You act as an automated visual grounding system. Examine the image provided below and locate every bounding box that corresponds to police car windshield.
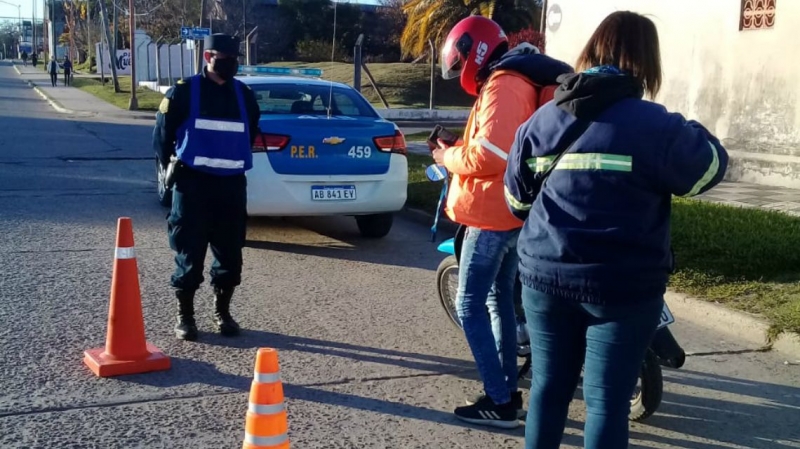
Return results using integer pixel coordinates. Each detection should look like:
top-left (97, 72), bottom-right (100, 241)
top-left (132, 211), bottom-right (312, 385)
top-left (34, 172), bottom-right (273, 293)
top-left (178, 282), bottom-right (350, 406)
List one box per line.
top-left (250, 83), bottom-right (378, 118)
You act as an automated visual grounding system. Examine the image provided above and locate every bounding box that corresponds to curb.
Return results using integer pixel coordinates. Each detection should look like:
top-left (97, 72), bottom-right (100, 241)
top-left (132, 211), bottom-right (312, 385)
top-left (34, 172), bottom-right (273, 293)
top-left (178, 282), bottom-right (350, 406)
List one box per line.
top-left (107, 112), bottom-right (157, 121)
top-left (26, 80), bottom-right (75, 114)
top-left (665, 291), bottom-right (800, 360)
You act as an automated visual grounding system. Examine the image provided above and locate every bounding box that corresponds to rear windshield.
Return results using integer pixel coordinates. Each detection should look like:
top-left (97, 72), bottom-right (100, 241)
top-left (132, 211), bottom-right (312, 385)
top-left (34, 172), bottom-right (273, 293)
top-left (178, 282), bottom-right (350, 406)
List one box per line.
top-left (249, 83), bottom-right (378, 118)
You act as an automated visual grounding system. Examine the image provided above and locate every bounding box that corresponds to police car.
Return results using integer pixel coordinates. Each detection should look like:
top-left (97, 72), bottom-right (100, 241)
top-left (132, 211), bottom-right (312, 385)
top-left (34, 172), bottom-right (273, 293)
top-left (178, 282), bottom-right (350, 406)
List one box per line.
top-left (157, 66), bottom-right (409, 239)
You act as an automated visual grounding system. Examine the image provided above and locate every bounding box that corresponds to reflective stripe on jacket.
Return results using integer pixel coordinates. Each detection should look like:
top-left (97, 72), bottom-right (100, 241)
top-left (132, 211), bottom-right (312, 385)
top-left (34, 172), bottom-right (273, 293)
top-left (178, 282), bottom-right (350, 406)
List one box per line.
top-left (443, 69), bottom-right (555, 231)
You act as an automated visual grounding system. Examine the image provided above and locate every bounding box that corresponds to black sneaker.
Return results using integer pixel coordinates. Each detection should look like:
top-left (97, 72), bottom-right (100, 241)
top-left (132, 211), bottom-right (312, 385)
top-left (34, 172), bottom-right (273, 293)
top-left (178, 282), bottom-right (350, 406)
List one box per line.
top-left (454, 395), bottom-right (520, 429)
top-left (466, 390), bottom-right (526, 419)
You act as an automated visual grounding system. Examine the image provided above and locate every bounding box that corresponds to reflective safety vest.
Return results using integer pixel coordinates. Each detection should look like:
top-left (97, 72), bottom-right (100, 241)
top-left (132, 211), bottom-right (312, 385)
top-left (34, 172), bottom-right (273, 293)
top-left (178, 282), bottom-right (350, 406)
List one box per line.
top-left (175, 76), bottom-right (253, 176)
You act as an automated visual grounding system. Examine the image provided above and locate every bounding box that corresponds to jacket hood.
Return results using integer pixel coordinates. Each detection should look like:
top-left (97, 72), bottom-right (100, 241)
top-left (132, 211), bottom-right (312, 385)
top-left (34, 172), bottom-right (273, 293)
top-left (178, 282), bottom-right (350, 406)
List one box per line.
top-left (554, 72), bottom-right (644, 120)
top-left (486, 46), bottom-right (575, 87)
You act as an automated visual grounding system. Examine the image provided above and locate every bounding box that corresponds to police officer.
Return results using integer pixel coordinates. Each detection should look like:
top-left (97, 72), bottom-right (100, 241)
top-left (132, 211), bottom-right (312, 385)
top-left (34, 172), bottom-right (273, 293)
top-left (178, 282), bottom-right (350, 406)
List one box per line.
top-left (153, 34), bottom-right (261, 341)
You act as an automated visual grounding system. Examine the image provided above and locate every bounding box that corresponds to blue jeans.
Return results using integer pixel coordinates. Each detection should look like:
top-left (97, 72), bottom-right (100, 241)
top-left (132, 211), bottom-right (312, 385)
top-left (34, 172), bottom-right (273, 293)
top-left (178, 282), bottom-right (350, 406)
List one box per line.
top-left (455, 227), bottom-right (520, 405)
top-left (522, 286), bottom-right (663, 449)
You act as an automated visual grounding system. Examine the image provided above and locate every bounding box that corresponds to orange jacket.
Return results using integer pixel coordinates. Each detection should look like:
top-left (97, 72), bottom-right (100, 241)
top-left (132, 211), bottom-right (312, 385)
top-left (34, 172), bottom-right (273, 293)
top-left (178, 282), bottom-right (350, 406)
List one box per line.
top-left (443, 70), bottom-right (555, 231)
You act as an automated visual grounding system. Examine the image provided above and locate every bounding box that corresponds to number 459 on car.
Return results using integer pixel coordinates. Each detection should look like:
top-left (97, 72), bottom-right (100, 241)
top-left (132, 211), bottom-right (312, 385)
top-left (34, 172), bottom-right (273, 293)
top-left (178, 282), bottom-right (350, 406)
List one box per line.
top-left (348, 146), bottom-right (372, 158)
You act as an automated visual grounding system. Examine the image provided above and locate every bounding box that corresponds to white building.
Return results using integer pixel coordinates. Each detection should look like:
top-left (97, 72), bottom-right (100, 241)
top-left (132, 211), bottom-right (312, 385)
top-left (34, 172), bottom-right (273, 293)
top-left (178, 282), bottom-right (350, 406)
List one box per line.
top-left (544, 0), bottom-right (799, 188)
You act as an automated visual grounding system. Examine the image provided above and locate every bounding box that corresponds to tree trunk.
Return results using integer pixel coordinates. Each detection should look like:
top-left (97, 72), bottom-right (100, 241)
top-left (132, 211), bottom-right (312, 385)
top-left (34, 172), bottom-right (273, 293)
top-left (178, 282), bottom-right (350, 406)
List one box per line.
top-left (97, 0), bottom-right (120, 92)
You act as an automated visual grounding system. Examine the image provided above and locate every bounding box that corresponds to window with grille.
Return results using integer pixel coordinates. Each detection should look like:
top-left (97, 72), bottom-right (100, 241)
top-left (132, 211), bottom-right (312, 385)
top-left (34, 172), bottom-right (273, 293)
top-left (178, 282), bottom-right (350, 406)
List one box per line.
top-left (740, 0), bottom-right (776, 31)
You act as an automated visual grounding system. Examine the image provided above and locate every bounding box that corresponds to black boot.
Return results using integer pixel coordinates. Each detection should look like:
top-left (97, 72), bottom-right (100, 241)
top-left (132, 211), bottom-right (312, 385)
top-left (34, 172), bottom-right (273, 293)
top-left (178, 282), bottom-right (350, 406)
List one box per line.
top-left (214, 287), bottom-right (240, 336)
top-left (174, 289), bottom-right (198, 341)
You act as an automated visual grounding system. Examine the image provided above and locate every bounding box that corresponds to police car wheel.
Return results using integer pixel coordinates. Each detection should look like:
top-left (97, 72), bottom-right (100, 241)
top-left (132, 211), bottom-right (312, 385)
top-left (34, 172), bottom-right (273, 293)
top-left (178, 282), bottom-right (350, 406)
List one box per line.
top-left (355, 213), bottom-right (393, 239)
top-left (156, 158), bottom-right (172, 208)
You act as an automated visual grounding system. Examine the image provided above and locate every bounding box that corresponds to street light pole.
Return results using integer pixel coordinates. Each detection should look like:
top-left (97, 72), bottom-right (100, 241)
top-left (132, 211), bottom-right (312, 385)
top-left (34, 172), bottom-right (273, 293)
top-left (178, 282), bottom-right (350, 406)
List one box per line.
top-left (31, 0), bottom-right (35, 57)
top-left (127, 0), bottom-right (137, 110)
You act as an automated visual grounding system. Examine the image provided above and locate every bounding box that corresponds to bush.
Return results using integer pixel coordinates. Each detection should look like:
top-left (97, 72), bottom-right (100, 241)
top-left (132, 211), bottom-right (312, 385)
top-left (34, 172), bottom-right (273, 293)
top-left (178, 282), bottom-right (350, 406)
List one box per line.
top-left (508, 28), bottom-right (546, 54)
top-left (295, 39), bottom-right (349, 63)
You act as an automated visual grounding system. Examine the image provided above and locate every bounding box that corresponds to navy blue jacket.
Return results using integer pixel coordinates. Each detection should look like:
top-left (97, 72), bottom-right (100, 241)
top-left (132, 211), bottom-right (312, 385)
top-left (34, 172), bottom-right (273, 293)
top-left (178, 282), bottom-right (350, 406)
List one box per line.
top-left (503, 71), bottom-right (729, 305)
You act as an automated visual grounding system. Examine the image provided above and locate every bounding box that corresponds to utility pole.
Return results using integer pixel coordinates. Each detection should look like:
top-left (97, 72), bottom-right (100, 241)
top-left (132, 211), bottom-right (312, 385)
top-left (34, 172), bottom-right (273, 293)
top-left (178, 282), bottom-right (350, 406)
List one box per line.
top-left (197, 0), bottom-right (204, 74)
top-left (245, 26), bottom-right (257, 65)
top-left (97, 0), bottom-right (119, 91)
top-left (112, 0), bottom-right (116, 54)
top-left (87, 0), bottom-right (91, 64)
top-left (127, 0), bottom-right (136, 110)
top-left (31, 0), bottom-right (35, 57)
top-left (48, 0), bottom-right (54, 59)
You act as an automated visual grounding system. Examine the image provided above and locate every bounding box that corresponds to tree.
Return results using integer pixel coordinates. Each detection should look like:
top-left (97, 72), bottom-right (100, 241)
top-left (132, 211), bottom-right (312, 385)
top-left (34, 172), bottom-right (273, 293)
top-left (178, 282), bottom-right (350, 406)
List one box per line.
top-left (134, 0), bottom-right (207, 41)
top-left (62, 0), bottom-right (88, 60)
top-left (277, 0), bottom-right (362, 61)
top-left (400, 0), bottom-right (541, 59)
top-left (0, 20), bottom-right (19, 57)
top-left (367, 0), bottom-right (407, 61)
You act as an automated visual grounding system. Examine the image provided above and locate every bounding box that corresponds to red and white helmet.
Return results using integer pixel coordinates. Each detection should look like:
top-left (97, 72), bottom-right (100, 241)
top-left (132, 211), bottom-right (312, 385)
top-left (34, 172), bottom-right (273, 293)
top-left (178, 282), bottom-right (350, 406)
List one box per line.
top-left (440, 15), bottom-right (508, 96)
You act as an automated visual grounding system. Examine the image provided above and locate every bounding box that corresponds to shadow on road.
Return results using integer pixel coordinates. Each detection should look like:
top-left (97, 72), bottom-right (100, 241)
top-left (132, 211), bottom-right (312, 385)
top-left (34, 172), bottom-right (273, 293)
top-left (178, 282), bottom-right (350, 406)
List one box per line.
top-left (245, 216), bottom-right (446, 272)
top-left (202, 329), bottom-right (477, 376)
top-left (629, 368), bottom-right (800, 449)
top-left (116, 355), bottom-right (535, 439)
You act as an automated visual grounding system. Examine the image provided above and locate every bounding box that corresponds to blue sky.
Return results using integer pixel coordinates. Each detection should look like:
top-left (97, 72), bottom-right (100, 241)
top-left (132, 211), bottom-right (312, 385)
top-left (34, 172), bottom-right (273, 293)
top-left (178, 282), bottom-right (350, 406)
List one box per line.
top-left (0, 0), bottom-right (382, 22)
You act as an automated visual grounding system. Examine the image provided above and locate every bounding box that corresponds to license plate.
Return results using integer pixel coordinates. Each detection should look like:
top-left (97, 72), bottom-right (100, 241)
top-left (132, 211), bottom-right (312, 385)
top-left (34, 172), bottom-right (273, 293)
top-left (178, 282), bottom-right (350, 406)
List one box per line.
top-left (658, 303), bottom-right (675, 329)
top-left (311, 185), bottom-right (356, 201)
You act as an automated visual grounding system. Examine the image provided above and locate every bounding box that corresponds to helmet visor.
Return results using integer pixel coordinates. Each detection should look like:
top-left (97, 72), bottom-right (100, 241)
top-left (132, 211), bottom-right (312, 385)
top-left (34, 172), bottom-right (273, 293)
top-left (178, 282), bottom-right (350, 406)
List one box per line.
top-left (440, 44), bottom-right (463, 80)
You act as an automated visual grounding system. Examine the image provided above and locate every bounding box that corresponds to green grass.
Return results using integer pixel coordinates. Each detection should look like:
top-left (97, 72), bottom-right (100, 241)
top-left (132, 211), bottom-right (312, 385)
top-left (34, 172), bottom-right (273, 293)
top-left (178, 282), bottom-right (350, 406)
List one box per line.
top-left (669, 199), bottom-right (800, 339)
top-left (73, 61), bottom-right (472, 111)
top-left (263, 62), bottom-right (473, 109)
top-left (406, 155), bottom-right (800, 338)
top-left (407, 154), bottom-right (443, 213)
top-left (71, 76), bottom-right (164, 111)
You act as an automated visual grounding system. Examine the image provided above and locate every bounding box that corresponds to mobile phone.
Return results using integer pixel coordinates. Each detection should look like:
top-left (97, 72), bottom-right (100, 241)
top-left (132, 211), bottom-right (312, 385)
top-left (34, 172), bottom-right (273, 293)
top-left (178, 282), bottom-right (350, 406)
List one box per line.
top-left (428, 125), bottom-right (459, 149)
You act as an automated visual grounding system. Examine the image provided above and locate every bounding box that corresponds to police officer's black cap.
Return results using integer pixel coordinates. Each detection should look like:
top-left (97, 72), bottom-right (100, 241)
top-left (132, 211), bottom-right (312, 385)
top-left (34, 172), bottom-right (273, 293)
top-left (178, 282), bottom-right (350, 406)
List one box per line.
top-left (204, 33), bottom-right (243, 56)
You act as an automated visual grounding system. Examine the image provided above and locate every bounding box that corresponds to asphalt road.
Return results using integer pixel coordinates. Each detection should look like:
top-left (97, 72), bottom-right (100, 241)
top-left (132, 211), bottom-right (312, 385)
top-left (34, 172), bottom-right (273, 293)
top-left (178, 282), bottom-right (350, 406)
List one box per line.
top-left (0, 60), bottom-right (798, 449)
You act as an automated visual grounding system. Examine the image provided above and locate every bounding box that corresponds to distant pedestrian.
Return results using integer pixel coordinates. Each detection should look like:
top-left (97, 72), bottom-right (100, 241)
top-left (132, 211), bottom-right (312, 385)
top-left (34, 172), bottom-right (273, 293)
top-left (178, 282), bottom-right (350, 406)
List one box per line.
top-left (47, 56), bottom-right (58, 87)
top-left (153, 34), bottom-right (261, 341)
top-left (21, 51), bottom-right (27, 66)
top-left (31, 52), bottom-right (37, 67)
top-left (62, 57), bottom-right (72, 86)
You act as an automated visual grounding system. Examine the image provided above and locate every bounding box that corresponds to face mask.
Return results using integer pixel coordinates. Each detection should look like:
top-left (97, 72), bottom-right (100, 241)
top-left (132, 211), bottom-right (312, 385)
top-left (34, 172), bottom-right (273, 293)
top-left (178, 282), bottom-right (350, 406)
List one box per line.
top-left (212, 57), bottom-right (239, 80)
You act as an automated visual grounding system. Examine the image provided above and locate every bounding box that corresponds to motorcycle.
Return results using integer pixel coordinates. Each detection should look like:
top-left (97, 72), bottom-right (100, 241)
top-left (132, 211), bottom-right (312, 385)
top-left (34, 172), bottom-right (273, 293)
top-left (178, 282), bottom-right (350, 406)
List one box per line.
top-left (425, 164), bottom-right (686, 422)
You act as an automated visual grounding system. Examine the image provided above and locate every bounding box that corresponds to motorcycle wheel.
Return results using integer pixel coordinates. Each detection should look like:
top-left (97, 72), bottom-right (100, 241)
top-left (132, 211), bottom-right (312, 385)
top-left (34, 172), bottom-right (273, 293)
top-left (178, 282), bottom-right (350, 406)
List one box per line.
top-left (629, 349), bottom-right (663, 421)
top-left (436, 255), bottom-right (462, 330)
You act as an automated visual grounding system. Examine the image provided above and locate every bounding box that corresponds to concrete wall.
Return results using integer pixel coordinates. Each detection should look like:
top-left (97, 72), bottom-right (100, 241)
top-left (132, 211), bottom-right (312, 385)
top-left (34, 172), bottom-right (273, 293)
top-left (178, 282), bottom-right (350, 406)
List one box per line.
top-left (96, 30), bottom-right (193, 83)
top-left (544, 0), bottom-right (800, 187)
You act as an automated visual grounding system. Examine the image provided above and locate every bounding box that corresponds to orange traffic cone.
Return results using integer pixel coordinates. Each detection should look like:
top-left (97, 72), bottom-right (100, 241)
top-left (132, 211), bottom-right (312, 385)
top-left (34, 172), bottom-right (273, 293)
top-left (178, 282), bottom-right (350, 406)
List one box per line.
top-left (243, 348), bottom-right (290, 449)
top-left (83, 217), bottom-right (170, 377)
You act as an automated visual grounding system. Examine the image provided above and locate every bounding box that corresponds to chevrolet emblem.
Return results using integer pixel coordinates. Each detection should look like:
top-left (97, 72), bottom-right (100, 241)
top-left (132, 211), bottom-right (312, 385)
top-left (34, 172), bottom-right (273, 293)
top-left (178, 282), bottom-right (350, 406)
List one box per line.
top-left (323, 136), bottom-right (346, 145)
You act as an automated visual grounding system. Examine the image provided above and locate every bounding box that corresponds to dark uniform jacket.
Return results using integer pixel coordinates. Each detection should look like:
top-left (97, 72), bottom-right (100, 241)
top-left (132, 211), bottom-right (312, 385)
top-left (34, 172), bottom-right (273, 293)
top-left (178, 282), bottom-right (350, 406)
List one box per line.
top-left (153, 67), bottom-right (261, 168)
top-left (504, 71), bottom-right (729, 306)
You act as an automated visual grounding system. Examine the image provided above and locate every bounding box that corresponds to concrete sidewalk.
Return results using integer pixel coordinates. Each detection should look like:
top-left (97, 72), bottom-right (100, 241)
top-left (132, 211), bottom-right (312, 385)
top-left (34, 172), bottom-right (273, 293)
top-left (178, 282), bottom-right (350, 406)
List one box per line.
top-left (12, 62), bottom-right (156, 121)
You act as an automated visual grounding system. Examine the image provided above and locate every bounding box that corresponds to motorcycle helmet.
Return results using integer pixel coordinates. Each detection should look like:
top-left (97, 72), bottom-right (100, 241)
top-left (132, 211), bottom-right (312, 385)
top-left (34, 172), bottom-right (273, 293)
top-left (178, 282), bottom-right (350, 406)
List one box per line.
top-left (440, 15), bottom-right (508, 96)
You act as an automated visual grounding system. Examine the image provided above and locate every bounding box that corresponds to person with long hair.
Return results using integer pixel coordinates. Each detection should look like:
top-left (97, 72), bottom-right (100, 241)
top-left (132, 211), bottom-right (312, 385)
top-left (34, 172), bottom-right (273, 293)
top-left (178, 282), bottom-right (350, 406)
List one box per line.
top-left (504, 11), bottom-right (729, 448)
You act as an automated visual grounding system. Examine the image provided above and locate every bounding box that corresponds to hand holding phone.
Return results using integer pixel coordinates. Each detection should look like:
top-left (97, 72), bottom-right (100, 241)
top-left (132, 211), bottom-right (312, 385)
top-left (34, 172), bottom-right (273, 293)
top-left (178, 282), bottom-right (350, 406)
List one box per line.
top-left (428, 125), bottom-right (459, 150)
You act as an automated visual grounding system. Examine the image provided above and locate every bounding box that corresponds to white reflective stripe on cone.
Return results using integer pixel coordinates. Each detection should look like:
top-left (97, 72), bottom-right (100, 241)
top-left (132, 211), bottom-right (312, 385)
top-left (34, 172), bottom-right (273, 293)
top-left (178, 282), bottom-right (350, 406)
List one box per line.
top-left (243, 432), bottom-right (289, 447)
top-left (115, 247), bottom-right (135, 259)
top-left (194, 118), bottom-right (245, 132)
top-left (193, 156), bottom-right (246, 169)
top-left (254, 371), bottom-right (281, 383)
top-left (248, 402), bottom-right (285, 415)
